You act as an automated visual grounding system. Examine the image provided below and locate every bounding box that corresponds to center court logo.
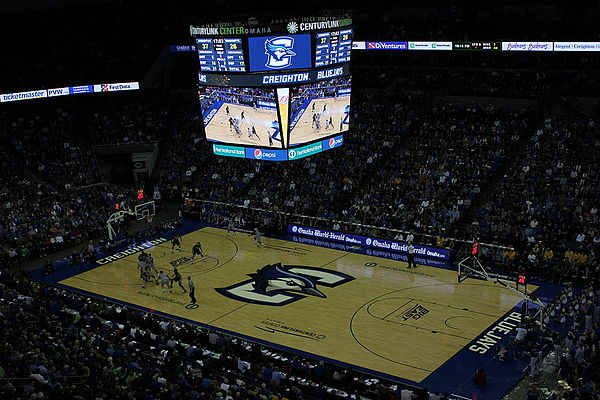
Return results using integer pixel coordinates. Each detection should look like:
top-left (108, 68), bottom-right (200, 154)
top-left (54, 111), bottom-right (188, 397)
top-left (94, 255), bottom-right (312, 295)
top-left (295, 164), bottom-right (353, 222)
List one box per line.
top-left (216, 263), bottom-right (354, 306)
top-left (265, 37), bottom-right (296, 69)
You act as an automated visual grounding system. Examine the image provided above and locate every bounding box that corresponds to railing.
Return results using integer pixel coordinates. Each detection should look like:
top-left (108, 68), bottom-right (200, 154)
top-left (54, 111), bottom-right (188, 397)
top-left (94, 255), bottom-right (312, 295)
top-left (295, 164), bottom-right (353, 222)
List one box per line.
top-left (183, 197), bottom-right (514, 253)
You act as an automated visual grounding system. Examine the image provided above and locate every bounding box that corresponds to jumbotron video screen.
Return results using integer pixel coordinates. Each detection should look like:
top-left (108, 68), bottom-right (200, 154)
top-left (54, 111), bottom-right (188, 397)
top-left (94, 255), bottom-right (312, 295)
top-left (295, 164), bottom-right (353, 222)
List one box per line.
top-left (191, 16), bottom-right (353, 161)
top-left (289, 76), bottom-right (351, 146)
top-left (200, 86), bottom-right (283, 148)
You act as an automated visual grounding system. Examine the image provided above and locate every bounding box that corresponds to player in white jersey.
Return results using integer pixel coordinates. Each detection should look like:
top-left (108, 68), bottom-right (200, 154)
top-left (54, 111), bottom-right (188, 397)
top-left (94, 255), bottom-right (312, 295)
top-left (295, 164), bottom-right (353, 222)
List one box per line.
top-left (253, 227), bottom-right (265, 248)
top-left (227, 216), bottom-right (235, 236)
top-left (158, 271), bottom-right (171, 294)
top-left (146, 254), bottom-right (158, 278)
top-left (137, 259), bottom-right (147, 278)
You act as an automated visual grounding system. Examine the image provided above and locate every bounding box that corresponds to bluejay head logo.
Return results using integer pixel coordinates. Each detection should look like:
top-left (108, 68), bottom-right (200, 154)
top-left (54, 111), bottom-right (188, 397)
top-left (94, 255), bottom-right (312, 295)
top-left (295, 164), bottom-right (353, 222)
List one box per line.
top-left (264, 37), bottom-right (296, 69)
top-left (216, 263), bottom-right (354, 306)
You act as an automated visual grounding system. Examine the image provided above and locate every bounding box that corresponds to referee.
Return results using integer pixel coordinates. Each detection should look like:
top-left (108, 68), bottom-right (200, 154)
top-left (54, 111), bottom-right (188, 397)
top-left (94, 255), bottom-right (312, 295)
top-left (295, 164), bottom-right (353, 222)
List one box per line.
top-left (407, 242), bottom-right (417, 268)
top-left (187, 276), bottom-right (197, 304)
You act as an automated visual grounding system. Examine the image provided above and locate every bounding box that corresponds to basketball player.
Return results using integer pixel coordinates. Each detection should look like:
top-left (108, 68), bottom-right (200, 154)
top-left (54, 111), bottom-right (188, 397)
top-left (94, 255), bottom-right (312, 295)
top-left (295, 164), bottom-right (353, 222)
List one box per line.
top-left (251, 126), bottom-right (260, 140)
top-left (187, 276), bottom-right (197, 304)
top-left (170, 267), bottom-right (186, 293)
top-left (323, 103), bottom-right (327, 112)
top-left (171, 233), bottom-right (182, 253)
top-left (191, 241), bottom-right (205, 262)
top-left (240, 110), bottom-right (245, 121)
top-left (146, 254), bottom-right (159, 278)
top-left (137, 258), bottom-right (147, 278)
top-left (227, 216), bottom-right (235, 236)
top-left (253, 227), bottom-right (265, 248)
top-left (312, 102), bottom-right (316, 113)
top-left (228, 116), bottom-right (235, 132)
top-left (325, 116), bottom-right (333, 130)
top-left (158, 270), bottom-right (171, 294)
top-left (226, 105), bottom-right (230, 116)
top-left (138, 250), bottom-right (149, 264)
top-left (141, 267), bottom-right (153, 289)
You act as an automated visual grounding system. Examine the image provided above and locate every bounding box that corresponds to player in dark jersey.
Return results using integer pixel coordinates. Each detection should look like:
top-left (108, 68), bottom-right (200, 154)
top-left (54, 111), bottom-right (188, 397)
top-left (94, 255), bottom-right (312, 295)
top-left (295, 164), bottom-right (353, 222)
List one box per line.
top-left (170, 267), bottom-right (186, 293)
top-left (138, 250), bottom-right (149, 263)
top-left (326, 116), bottom-right (333, 130)
top-left (140, 267), bottom-right (153, 288)
top-left (240, 110), bottom-right (245, 121)
top-left (171, 233), bottom-right (182, 253)
top-left (226, 105), bottom-right (230, 116)
top-left (229, 117), bottom-right (235, 132)
top-left (191, 241), bottom-right (205, 261)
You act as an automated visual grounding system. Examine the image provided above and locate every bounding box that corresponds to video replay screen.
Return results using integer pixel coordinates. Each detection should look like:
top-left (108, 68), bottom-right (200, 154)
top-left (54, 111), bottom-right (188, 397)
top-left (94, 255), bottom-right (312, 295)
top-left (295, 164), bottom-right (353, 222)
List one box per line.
top-left (288, 76), bottom-right (351, 146)
top-left (199, 86), bottom-right (283, 148)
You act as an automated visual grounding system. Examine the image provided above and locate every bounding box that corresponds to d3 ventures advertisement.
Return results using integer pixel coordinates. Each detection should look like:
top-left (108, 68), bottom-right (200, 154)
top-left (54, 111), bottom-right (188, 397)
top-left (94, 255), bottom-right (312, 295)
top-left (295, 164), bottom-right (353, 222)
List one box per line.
top-left (248, 34), bottom-right (312, 72)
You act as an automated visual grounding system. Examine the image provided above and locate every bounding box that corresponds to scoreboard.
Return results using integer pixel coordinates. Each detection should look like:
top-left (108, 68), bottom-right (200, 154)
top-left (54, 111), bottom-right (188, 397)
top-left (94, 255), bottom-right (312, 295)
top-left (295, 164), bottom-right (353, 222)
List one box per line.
top-left (315, 29), bottom-right (353, 67)
top-left (452, 42), bottom-right (501, 51)
top-left (196, 38), bottom-right (246, 72)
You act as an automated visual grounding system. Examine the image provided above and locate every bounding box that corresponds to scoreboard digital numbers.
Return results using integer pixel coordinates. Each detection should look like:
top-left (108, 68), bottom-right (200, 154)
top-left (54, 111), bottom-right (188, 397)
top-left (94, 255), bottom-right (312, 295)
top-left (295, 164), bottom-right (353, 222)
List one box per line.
top-left (452, 41), bottom-right (501, 51)
top-left (315, 29), bottom-right (353, 67)
top-left (196, 38), bottom-right (246, 72)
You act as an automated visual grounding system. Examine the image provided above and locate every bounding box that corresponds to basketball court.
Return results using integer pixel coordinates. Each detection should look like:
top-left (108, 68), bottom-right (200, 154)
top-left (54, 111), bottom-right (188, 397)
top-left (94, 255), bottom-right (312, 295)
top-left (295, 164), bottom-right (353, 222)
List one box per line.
top-left (33, 220), bottom-right (561, 399)
top-left (205, 103), bottom-right (282, 147)
top-left (289, 97), bottom-right (349, 146)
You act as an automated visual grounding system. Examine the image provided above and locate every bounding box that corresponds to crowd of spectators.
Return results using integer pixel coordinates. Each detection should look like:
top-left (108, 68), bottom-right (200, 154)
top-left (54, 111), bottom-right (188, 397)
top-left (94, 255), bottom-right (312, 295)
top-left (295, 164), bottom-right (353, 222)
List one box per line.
top-left (0, 101), bottom-right (102, 187)
top-left (509, 281), bottom-right (600, 399)
top-left (469, 117), bottom-right (600, 277)
top-left (0, 183), bottom-right (136, 267)
top-left (0, 271), bottom-right (445, 400)
top-left (84, 93), bottom-right (167, 145)
top-left (0, 1), bottom-right (176, 94)
top-left (169, 90), bottom-right (529, 240)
